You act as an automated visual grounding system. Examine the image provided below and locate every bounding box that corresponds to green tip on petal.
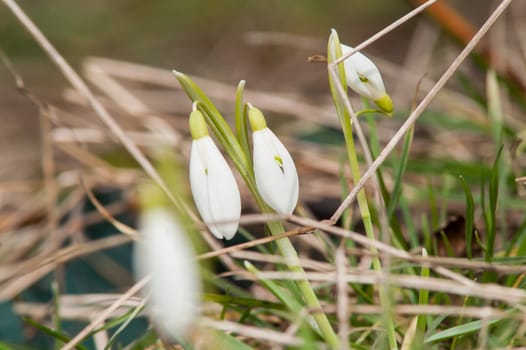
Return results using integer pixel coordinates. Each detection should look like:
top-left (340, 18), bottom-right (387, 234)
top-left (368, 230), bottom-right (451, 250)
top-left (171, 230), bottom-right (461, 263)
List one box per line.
top-left (248, 106), bottom-right (267, 131)
top-left (189, 110), bottom-right (209, 139)
top-left (374, 93), bottom-right (394, 114)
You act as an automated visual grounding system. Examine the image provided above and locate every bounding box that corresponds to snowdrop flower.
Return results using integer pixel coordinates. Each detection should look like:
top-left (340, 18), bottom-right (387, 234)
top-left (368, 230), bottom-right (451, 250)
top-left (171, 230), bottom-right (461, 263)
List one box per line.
top-left (134, 207), bottom-right (201, 340)
top-left (340, 43), bottom-right (393, 113)
top-left (249, 106), bottom-right (299, 215)
top-left (189, 109), bottom-right (241, 240)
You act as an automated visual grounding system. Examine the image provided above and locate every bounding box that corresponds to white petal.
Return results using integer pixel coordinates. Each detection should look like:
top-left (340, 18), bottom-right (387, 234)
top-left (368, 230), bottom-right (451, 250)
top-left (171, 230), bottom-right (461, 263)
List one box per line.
top-left (134, 208), bottom-right (201, 340)
top-left (189, 136), bottom-right (241, 240)
top-left (253, 128), bottom-right (299, 215)
top-left (341, 44), bottom-right (386, 101)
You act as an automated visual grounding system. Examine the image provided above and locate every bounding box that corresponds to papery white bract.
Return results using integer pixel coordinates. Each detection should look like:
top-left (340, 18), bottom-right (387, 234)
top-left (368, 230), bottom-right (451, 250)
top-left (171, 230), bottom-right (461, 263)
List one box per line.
top-left (252, 126), bottom-right (299, 215)
top-left (190, 135), bottom-right (241, 240)
top-left (340, 44), bottom-right (393, 113)
top-left (134, 208), bottom-right (201, 340)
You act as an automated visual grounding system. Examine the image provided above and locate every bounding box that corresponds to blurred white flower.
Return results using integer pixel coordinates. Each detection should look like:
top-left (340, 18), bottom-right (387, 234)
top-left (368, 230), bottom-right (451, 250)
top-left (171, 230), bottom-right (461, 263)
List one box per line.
top-left (135, 208), bottom-right (201, 340)
top-left (249, 107), bottom-right (299, 215)
top-left (189, 110), bottom-right (241, 240)
top-left (340, 44), bottom-right (393, 113)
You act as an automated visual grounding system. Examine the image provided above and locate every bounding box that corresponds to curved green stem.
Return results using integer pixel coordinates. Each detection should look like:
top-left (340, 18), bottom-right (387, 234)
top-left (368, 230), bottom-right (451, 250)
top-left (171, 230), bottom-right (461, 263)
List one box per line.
top-left (266, 220), bottom-right (340, 349)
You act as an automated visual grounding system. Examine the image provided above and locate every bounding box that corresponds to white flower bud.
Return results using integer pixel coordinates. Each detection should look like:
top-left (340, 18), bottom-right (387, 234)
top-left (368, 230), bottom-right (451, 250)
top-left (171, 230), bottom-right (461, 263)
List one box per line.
top-left (134, 208), bottom-right (201, 340)
top-left (249, 107), bottom-right (299, 215)
top-left (340, 44), bottom-right (393, 113)
top-left (190, 135), bottom-right (241, 240)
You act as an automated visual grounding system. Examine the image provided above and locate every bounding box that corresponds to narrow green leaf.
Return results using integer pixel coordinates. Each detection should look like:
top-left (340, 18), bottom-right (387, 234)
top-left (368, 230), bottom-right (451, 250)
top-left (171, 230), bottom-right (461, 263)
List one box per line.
top-left (23, 318), bottom-right (88, 350)
top-left (213, 329), bottom-right (254, 350)
top-left (416, 248), bottom-right (430, 335)
top-left (128, 329), bottom-right (158, 350)
top-left (104, 304), bottom-right (145, 350)
top-left (459, 175), bottom-right (475, 259)
top-left (0, 342), bottom-right (34, 350)
top-left (244, 261), bottom-right (302, 313)
top-left (203, 293), bottom-right (285, 311)
top-left (386, 125), bottom-right (414, 250)
top-left (424, 318), bottom-right (502, 344)
top-left (486, 145), bottom-right (503, 262)
top-left (234, 80), bottom-right (251, 162)
top-left (387, 126), bottom-right (413, 221)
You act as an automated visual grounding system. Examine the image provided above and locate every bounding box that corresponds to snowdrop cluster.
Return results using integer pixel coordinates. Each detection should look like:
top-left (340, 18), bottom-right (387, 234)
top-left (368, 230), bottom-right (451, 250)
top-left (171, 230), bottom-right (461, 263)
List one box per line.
top-left (188, 105), bottom-right (299, 240)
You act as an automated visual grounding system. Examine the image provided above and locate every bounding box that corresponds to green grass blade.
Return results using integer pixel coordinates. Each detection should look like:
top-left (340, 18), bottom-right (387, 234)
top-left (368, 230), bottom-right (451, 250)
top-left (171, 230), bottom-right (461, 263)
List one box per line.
top-left (104, 303), bottom-right (144, 350)
top-left (213, 329), bottom-right (255, 350)
top-left (486, 145), bottom-right (503, 262)
top-left (244, 261), bottom-right (302, 313)
top-left (201, 268), bottom-right (253, 299)
top-left (459, 175), bottom-right (475, 259)
top-left (127, 329), bottom-right (158, 350)
top-left (424, 318), bottom-right (502, 344)
top-left (387, 125), bottom-right (413, 221)
top-left (204, 293), bottom-right (286, 311)
top-left (22, 318), bottom-right (88, 350)
top-left (0, 343), bottom-right (34, 350)
top-left (235, 80), bottom-right (251, 162)
top-left (416, 249), bottom-right (430, 335)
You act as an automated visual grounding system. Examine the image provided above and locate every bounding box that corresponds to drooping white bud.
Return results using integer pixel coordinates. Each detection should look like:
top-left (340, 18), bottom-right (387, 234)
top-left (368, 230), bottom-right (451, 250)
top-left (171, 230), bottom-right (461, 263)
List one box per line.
top-left (340, 44), bottom-right (393, 113)
top-left (135, 208), bottom-right (201, 340)
top-left (249, 107), bottom-right (299, 215)
top-left (189, 110), bottom-right (241, 240)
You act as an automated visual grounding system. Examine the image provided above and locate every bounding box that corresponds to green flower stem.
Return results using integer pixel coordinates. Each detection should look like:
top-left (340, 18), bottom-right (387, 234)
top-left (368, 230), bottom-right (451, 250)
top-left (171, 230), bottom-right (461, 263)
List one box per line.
top-left (341, 110), bottom-right (398, 350)
top-left (266, 219), bottom-right (340, 349)
top-left (328, 30), bottom-right (398, 350)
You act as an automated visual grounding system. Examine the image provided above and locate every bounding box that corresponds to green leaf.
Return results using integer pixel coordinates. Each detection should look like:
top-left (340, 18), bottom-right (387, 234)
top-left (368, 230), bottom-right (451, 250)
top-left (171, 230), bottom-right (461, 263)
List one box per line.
top-left (424, 318), bottom-right (502, 344)
top-left (203, 293), bottom-right (286, 311)
top-left (0, 342), bottom-right (34, 350)
top-left (23, 318), bottom-right (88, 350)
top-left (213, 329), bottom-right (254, 350)
top-left (234, 80), bottom-right (251, 163)
top-left (104, 303), bottom-right (145, 350)
top-left (244, 261), bottom-right (302, 313)
top-left (127, 329), bottom-right (158, 350)
top-left (485, 145), bottom-right (503, 263)
top-left (416, 249), bottom-right (430, 336)
top-left (459, 175), bottom-right (475, 259)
